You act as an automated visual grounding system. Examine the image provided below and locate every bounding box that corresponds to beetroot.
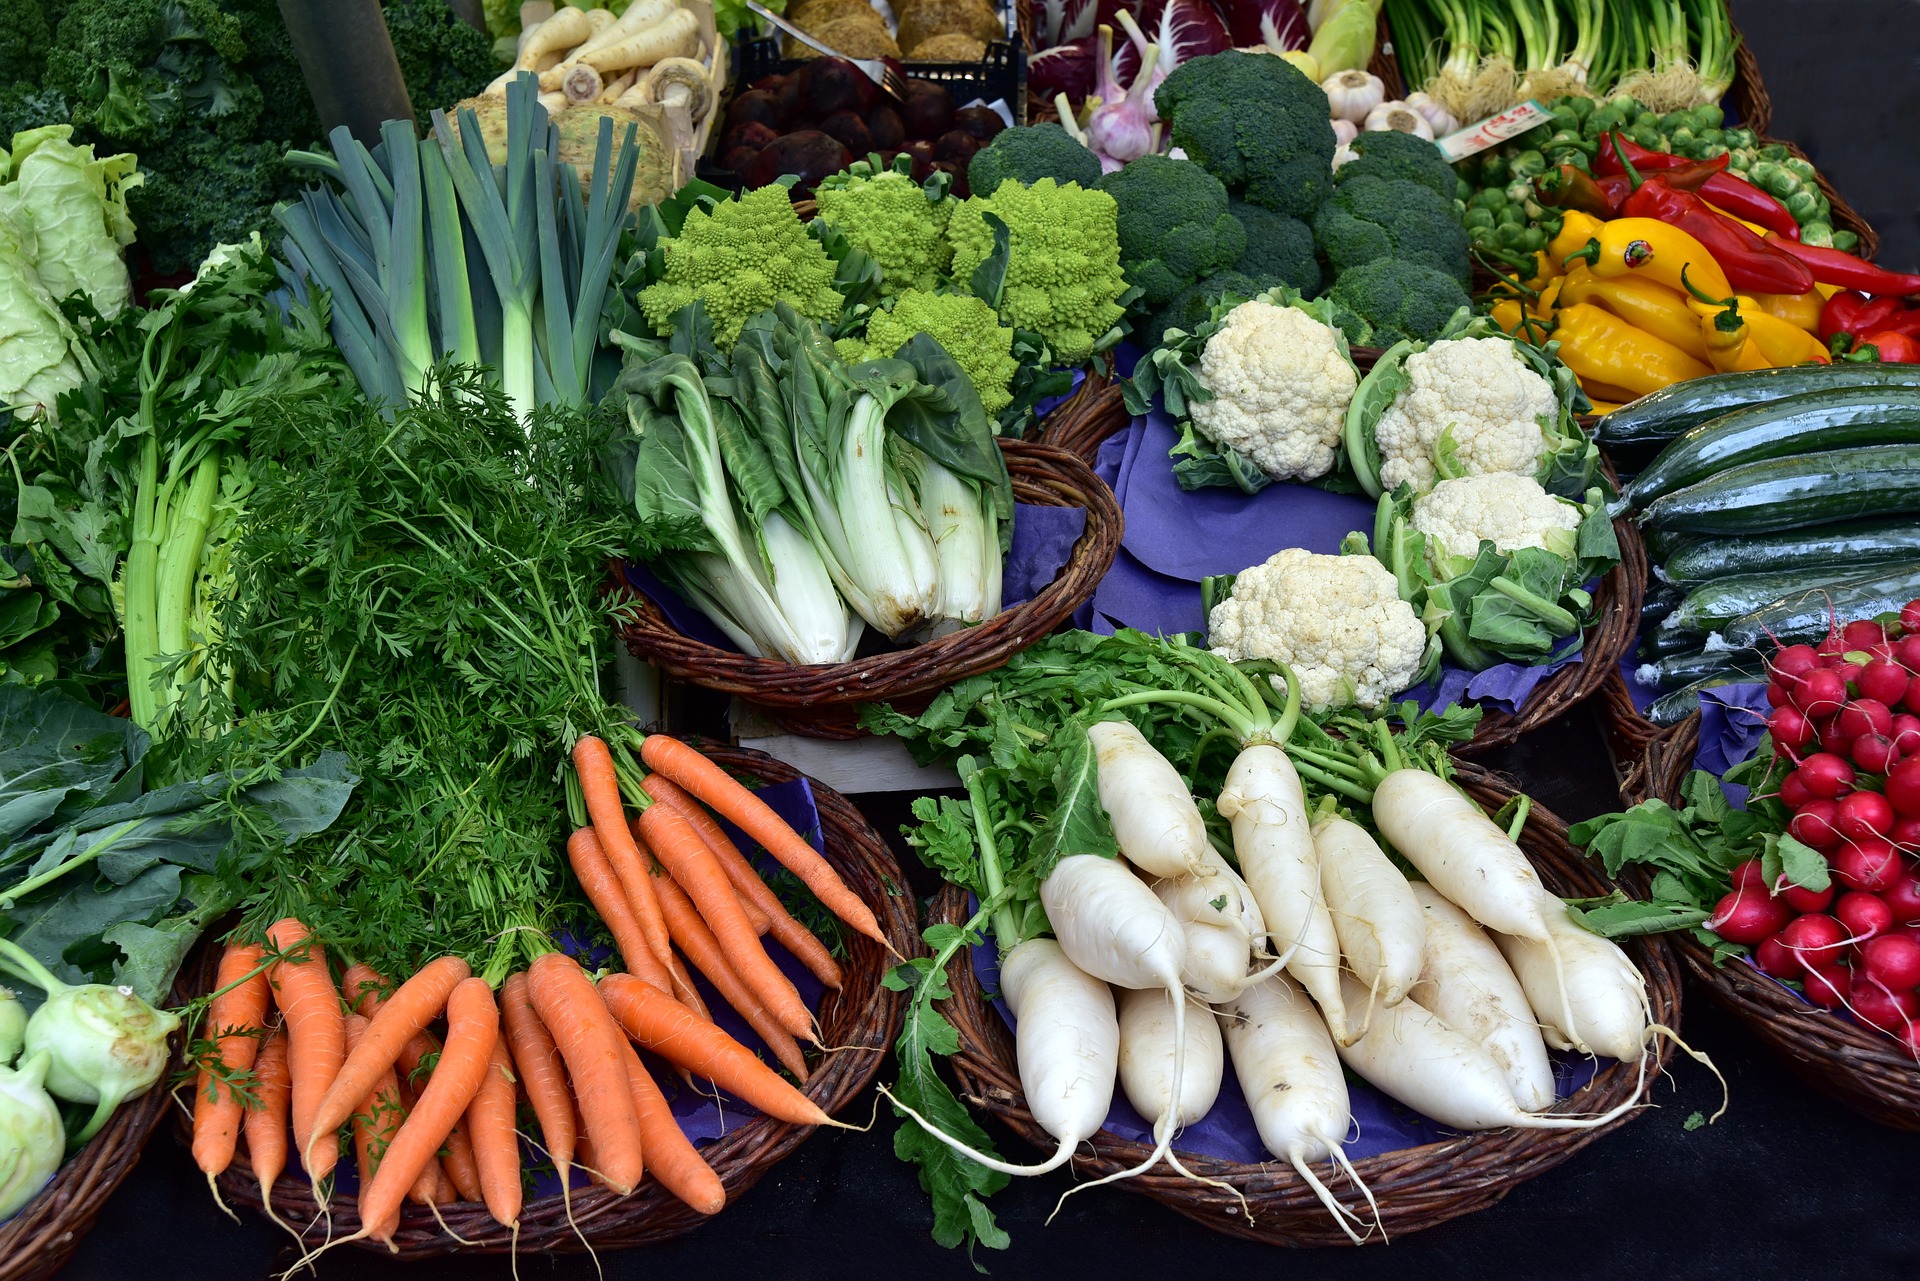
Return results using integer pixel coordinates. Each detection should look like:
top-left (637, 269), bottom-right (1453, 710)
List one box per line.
top-left (934, 129), bottom-right (984, 163)
top-left (1780, 912), bottom-right (1849, 969)
top-left (1861, 933), bottom-right (1920, 989)
top-left (867, 104), bottom-right (906, 150)
top-left (1833, 837), bottom-right (1902, 893)
top-left (901, 79), bottom-right (955, 140)
top-left (1707, 886), bottom-right (1791, 944)
top-left (951, 105), bottom-right (1008, 141)
top-left (726, 89), bottom-right (787, 131)
top-left (1836, 890), bottom-right (1894, 942)
top-left (750, 73), bottom-right (790, 93)
top-left (820, 110), bottom-right (874, 154)
top-left (1788, 798), bottom-right (1842, 850)
top-left (721, 145), bottom-right (763, 174)
top-left (777, 73), bottom-right (806, 121)
top-left (801, 57), bottom-right (877, 117)
top-left (723, 121), bottom-right (782, 153)
top-left (745, 131), bottom-right (854, 196)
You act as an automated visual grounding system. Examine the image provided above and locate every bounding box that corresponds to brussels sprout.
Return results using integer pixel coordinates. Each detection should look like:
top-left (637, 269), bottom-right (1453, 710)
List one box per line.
top-left (1799, 222), bottom-right (1835, 248)
top-left (1831, 230), bottom-right (1860, 253)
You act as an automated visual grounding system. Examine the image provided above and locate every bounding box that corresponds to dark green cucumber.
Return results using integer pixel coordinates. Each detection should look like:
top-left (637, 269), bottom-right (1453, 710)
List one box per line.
top-left (1649, 675), bottom-right (1764, 726)
top-left (1640, 444), bottom-right (1920, 535)
top-left (1720, 565), bottom-right (1920, 650)
top-left (1661, 519), bottom-right (1920, 583)
top-left (1671, 560), bottom-right (1912, 632)
top-left (1625, 387), bottom-right (1920, 507)
top-left (1635, 648), bottom-right (1766, 691)
top-left (1640, 581), bottom-right (1687, 630)
top-left (1640, 622), bottom-right (1708, 660)
top-left (1641, 527), bottom-right (1698, 565)
top-left (1594, 365), bottom-right (1920, 450)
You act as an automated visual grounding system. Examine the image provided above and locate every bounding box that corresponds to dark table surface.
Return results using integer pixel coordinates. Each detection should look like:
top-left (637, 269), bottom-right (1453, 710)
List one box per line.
top-left (55, 4), bottom-right (1920, 1277)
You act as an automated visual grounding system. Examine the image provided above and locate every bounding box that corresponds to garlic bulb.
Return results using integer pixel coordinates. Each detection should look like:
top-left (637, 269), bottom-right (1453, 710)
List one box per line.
top-left (1331, 141), bottom-right (1359, 172)
top-left (1332, 118), bottom-right (1359, 145)
top-left (1322, 69), bottom-right (1386, 125)
top-left (1405, 91), bottom-right (1459, 137)
top-left (1364, 101), bottom-right (1436, 140)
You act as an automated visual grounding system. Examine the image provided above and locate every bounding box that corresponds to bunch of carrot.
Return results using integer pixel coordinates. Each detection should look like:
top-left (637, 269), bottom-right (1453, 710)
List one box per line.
top-left (185, 734), bottom-right (888, 1249)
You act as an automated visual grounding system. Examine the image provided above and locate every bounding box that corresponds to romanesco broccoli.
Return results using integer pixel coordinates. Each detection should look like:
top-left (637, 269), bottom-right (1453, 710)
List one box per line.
top-left (637, 184), bottom-right (845, 347)
top-left (836, 290), bottom-right (1017, 417)
top-left (814, 156), bottom-right (953, 297)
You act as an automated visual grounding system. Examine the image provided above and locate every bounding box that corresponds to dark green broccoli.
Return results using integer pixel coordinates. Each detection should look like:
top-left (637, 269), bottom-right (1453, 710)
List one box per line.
top-left (1153, 51), bottom-right (1336, 220)
top-left (1313, 175), bottom-right (1470, 286)
top-left (1138, 268), bottom-right (1265, 349)
top-left (1229, 199), bottom-right (1320, 297)
top-left (1095, 155), bottom-right (1246, 309)
top-left (1328, 258), bottom-right (1471, 348)
top-left (383, 0), bottom-right (498, 121)
top-left (968, 123), bottom-right (1103, 194)
top-left (1335, 129), bottom-right (1459, 205)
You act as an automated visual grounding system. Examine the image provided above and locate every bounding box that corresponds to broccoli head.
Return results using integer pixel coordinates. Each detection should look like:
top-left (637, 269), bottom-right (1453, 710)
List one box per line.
top-left (1138, 268), bottom-right (1265, 349)
top-left (1229, 199), bottom-right (1321, 297)
top-left (1313, 175), bottom-right (1471, 286)
top-left (1328, 258), bottom-right (1471, 349)
top-left (1153, 50), bottom-right (1336, 220)
top-left (1335, 129), bottom-right (1459, 205)
top-left (1095, 155), bottom-right (1246, 309)
top-left (968, 123), bottom-right (1104, 194)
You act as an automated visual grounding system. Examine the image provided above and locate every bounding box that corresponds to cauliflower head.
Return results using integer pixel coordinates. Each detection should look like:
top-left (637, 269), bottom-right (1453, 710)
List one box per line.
top-left (1411, 473), bottom-right (1584, 564)
top-left (1208, 548), bottom-right (1427, 710)
top-left (638, 185), bottom-right (844, 347)
top-left (837, 290), bottom-right (1017, 417)
top-left (1373, 337), bottom-right (1558, 494)
top-left (1188, 300), bottom-right (1357, 482)
top-left (814, 164), bottom-right (953, 297)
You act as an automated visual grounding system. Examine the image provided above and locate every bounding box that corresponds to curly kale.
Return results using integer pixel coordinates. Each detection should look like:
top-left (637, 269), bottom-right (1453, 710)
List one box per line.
top-left (1230, 199), bottom-right (1321, 297)
top-left (1153, 50), bottom-right (1336, 220)
top-left (1313, 175), bottom-right (1471, 287)
top-left (1327, 258), bottom-right (1471, 349)
top-left (383, 0), bottom-right (498, 122)
top-left (47, 0), bottom-right (257, 143)
top-left (1095, 154), bottom-right (1246, 310)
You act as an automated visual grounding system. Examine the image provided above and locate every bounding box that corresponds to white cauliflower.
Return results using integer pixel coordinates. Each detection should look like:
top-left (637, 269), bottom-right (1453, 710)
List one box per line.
top-left (1208, 548), bottom-right (1428, 710)
top-left (1411, 473), bottom-right (1583, 564)
top-left (1189, 299), bottom-right (1358, 482)
top-left (1373, 337), bottom-right (1558, 494)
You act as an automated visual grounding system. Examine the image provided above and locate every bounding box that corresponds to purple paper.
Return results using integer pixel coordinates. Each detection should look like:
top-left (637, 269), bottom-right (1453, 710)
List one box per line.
top-left (1620, 653), bottom-right (1661, 714)
top-left (1694, 682), bottom-right (1770, 806)
top-left (969, 928), bottom-right (1601, 1163)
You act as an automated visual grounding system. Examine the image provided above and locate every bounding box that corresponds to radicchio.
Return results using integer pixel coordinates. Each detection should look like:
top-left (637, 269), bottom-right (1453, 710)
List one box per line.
top-left (1029, 38), bottom-right (1100, 103)
top-left (1030, 0), bottom-right (1100, 48)
top-left (1215, 0), bottom-right (1309, 52)
top-left (1111, 0), bottom-right (1231, 96)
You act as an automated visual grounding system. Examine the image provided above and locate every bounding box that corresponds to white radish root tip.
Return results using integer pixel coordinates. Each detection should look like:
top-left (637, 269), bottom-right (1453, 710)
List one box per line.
top-left (880, 1085), bottom-right (1084, 1176)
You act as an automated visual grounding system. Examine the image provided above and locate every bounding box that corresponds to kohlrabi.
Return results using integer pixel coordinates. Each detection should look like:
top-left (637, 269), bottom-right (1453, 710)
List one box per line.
top-left (0, 991), bottom-right (24, 1066)
top-left (0, 1052), bottom-right (63, 1218)
top-left (0, 941), bottom-right (179, 1145)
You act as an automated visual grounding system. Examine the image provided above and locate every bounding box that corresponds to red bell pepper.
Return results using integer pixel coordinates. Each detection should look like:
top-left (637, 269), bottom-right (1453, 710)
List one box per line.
top-left (1819, 292), bottom-right (1902, 343)
top-left (1621, 179), bottom-right (1818, 295)
top-left (1863, 331), bottom-right (1920, 363)
top-left (1597, 133), bottom-right (1800, 239)
top-left (1770, 238), bottom-right (1920, 296)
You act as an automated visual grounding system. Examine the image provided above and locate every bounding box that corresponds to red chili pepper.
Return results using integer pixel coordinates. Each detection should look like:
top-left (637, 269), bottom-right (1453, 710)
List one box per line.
top-left (1771, 238), bottom-right (1920, 296)
top-left (1863, 331), bottom-right (1920, 363)
top-left (1536, 166), bottom-right (1619, 218)
top-left (1818, 291), bottom-right (1900, 342)
top-left (1621, 179), bottom-right (1818, 295)
top-left (1597, 133), bottom-right (1800, 238)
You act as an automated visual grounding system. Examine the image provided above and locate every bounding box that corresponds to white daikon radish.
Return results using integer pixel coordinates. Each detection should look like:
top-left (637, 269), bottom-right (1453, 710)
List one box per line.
top-left (1218, 744), bottom-right (1349, 1043)
top-left (1314, 813), bottom-right (1426, 1021)
top-left (1219, 973), bottom-right (1376, 1243)
top-left (1332, 977), bottom-right (1645, 1132)
top-left (1151, 874), bottom-right (1255, 1003)
top-left (1409, 883), bottom-right (1555, 1112)
top-left (1088, 720), bottom-right (1213, 880)
top-left (1117, 988), bottom-right (1222, 1133)
top-left (1496, 889), bottom-right (1649, 1061)
top-left (1371, 770), bottom-right (1553, 942)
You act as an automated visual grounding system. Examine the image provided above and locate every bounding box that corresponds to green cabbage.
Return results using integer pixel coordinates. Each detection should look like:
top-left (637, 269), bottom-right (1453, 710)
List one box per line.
top-left (0, 126), bottom-right (140, 321)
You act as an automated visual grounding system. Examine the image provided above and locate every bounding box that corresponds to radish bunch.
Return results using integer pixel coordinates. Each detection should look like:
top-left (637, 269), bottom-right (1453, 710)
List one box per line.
top-left (1708, 599), bottom-right (1920, 1053)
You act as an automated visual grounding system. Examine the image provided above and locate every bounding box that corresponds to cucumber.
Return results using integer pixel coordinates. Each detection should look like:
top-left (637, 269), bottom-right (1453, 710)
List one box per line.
top-left (1671, 560), bottom-right (1912, 632)
top-left (1649, 675), bottom-right (1764, 727)
top-left (1640, 444), bottom-right (1920, 535)
top-left (1640, 622), bottom-right (1707, 660)
top-left (1640, 581), bottom-right (1687, 630)
top-left (1720, 565), bottom-right (1920, 650)
top-left (1625, 388), bottom-right (1920, 507)
top-left (1641, 527), bottom-right (1698, 566)
top-left (1594, 364), bottom-right (1920, 450)
top-left (1635, 648), bottom-right (1766, 692)
top-left (1661, 519), bottom-right (1920, 583)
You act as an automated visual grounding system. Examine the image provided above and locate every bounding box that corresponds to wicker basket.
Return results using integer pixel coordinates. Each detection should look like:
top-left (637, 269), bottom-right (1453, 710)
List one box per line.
top-left (1638, 716), bottom-right (1920, 1129)
top-left (180, 744), bottom-right (917, 1257)
top-left (934, 763), bottom-right (1683, 1244)
top-left (1760, 135), bottom-right (1881, 262)
top-left (615, 437), bottom-right (1120, 739)
top-left (0, 1034), bottom-right (177, 1281)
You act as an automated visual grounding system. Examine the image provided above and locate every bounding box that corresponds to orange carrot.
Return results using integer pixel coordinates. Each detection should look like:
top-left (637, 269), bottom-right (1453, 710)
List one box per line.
top-left (567, 827), bottom-right (673, 997)
top-left (614, 1038), bottom-right (726, 1215)
top-left (501, 973), bottom-right (576, 1176)
top-left (573, 1104), bottom-right (604, 1189)
top-left (343, 1015), bottom-right (406, 1240)
top-left (192, 941), bottom-right (269, 1179)
top-left (340, 963), bottom-right (391, 1015)
top-left (466, 1036), bottom-right (521, 1228)
top-left (526, 952), bottom-right (645, 1195)
top-left (638, 803), bottom-right (811, 1042)
top-left (644, 775), bottom-right (840, 984)
top-left (359, 978), bottom-right (499, 1243)
top-left (243, 1027), bottom-right (291, 1217)
top-left (652, 874), bottom-right (808, 1081)
top-left (384, 1068), bottom-right (444, 1208)
top-left (572, 736), bottom-right (674, 971)
top-left (396, 1033), bottom-right (483, 1202)
top-left (640, 734), bottom-right (886, 947)
top-left (265, 918), bottom-right (346, 1189)
top-left (665, 950), bottom-right (713, 1023)
top-left (598, 974), bottom-right (830, 1126)
top-left (309, 955), bottom-right (471, 1163)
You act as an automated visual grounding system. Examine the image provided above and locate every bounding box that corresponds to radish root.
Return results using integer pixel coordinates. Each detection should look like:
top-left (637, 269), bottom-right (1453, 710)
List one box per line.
top-left (1046, 982), bottom-right (1188, 1221)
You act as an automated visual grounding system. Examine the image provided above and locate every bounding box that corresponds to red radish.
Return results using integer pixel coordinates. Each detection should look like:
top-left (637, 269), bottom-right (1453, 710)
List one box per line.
top-left (1894, 818), bottom-right (1920, 848)
top-left (1768, 706), bottom-right (1814, 753)
top-left (1838, 698), bottom-right (1895, 740)
top-left (1849, 982), bottom-right (1917, 1032)
top-left (1779, 771), bottom-right (1815, 810)
top-left (1861, 934), bottom-right (1920, 989)
top-left (1834, 662), bottom-right (1867, 694)
top-left (1868, 641), bottom-right (1899, 665)
top-left (1795, 668), bottom-right (1848, 717)
top-left (1803, 964), bottom-right (1851, 1009)
top-left (1754, 934), bottom-right (1798, 979)
top-left (1897, 1019), bottom-right (1920, 1058)
top-left (1797, 753), bottom-right (1856, 800)
top-left (1780, 913), bottom-right (1848, 969)
top-left (1907, 673), bottom-right (1920, 715)
top-left (1729, 859), bottom-right (1767, 892)
top-left (1889, 713), bottom-right (1920, 755)
top-left (1833, 837), bottom-right (1902, 893)
top-left (1835, 891), bottom-right (1893, 942)
top-left (1788, 799), bottom-right (1842, 850)
top-left (1883, 875), bottom-right (1920, 925)
top-left (1836, 790), bottom-right (1895, 840)
top-left (1861, 662), bottom-right (1912, 705)
top-left (1818, 721), bottom-right (1856, 757)
top-left (1894, 633), bottom-right (1920, 670)
top-left (1887, 758), bottom-right (1920, 816)
top-left (1854, 733), bottom-right (1898, 774)
top-left (1902, 599), bottom-right (1920, 633)
top-left (1780, 877), bottom-right (1835, 914)
top-left (1844, 619), bottom-right (1888, 650)
top-left (1772, 643), bottom-right (1820, 681)
top-left (1766, 682), bottom-right (1793, 709)
top-left (1706, 887), bottom-right (1791, 945)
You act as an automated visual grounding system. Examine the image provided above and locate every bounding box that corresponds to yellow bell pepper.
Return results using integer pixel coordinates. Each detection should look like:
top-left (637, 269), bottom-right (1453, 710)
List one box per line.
top-left (1743, 308), bottom-right (1833, 366)
top-left (1549, 211), bottom-right (1607, 268)
top-left (1521, 249), bottom-right (1561, 291)
top-left (1531, 275), bottom-right (1567, 318)
top-left (1552, 303), bottom-right (1715, 396)
top-left (1581, 379), bottom-right (1641, 403)
top-left (1558, 264), bottom-right (1711, 362)
top-left (1566, 217), bottom-right (1734, 301)
top-left (1490, 299), bottom-right (1527, 335)
top-left (1584, 398), bottom-right (1629, 415)
top-left (1749, 291), bottom-right (1825, 332)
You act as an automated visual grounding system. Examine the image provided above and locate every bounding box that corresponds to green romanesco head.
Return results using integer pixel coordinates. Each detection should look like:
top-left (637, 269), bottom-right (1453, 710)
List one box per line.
top-left (836, 290), bottom-right (1018, 417)
top-left (814, 163), bottom-right (954, 297)
top-left (637, 184), bottom-right (845, 347)
top-left (947, 177), bottom-right (1128, 366)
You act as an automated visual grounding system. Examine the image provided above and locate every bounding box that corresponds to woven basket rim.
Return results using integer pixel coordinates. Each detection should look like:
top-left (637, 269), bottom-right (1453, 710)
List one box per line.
top-left (936, 763), bottom-right (1684, 1245)
top-left (178, 743), bottom-right (917, 1256)
top-left (1640, 715), bottom-right (1920, 1130)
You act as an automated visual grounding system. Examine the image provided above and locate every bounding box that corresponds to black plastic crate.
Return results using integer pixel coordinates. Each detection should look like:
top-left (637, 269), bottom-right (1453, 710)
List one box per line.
top-left (732, 35), bottom-right (1026, 123)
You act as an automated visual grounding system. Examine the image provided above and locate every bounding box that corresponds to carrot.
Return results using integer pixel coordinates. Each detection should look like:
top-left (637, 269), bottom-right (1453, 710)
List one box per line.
top-left (598, 974), bottom-right (831, 1126)
top-left (359, 978), bottom-right (499, 1243)
top-left (573, 735), bottom-right (674, 971)
top-left (526, 952), bottom-right (645, 1195)
top-left (573, 1104), bottom-right (604, 1189)
top-left (614, 1038), bottom-right (725, 1215)
top-left (351, 977), bottom-right (474, 1203)
top-left (340, 963), bottom-right (390, 1015)
top-left (501, 972), bottom-right (576, 1178)
top-left (342, 1015), bottom-right (406, 1241)
top-left (243, 1027), bottom-right (291, 1218)
top-left (652, 873), bottom-right (809, 1081)
top-left (192, 941), bottom-right (269, 1180)
top-left (309, 955), bottom-right (471, 1163)
top-left (638, 803), bottom-right (811, 1042)
top-left (643, 775), bottom-right (841, 985)
top-left (397, 1033), bottom-right (484, 1202)
top-left (665, 951), bottom-right (712, 1023)
top-left (466, 1036), bottom-right (521, 1228)
top-left (639, 734), bottom-right (886, 947)
top-left (265, 918), bottom-right (347, 1189)
top-left (567, 827), bottom-right (673, 997)
top-left (383, 1068), bottom-right (444, 1208)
